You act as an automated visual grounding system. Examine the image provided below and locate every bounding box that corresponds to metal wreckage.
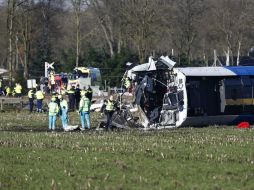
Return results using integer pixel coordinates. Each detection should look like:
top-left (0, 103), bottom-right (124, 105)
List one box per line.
top-left (100, 55), bottom-right (254, 130)
top-left (103, 56), bottom-right (185, 130)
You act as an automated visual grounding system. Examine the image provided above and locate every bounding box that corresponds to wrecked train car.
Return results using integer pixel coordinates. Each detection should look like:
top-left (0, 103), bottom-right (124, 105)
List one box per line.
top-left (125, 56), bottom-right (254, 129)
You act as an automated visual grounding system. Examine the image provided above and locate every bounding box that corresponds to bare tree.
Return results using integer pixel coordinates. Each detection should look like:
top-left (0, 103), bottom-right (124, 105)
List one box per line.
top-left (90, 0), bottom-right (113, 57)
top-left (71, 0), bottom-right (87, 67)
top-left (7, 0), bottom-right (16, 81)
top-left (0, 6), bottom-right (8, 68)
top-left (1, 0), bottom-right (254, 82)
top-left (210, 0), bottom-right (254, 65)
top-left (120, 0), bottom-right (159, 63)
top-left (15, 0), bottom-right (33, 79)
top-left (40, 0), bottom-right (51, 61)
top-left (171, 0), bottom-right (205, 65)
top-left (90, 0), bottom-right (123, 58)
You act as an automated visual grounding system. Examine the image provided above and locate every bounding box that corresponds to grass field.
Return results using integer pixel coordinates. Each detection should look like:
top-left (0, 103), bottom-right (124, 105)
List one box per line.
top-left (0, 111), bottom-right (254, 190)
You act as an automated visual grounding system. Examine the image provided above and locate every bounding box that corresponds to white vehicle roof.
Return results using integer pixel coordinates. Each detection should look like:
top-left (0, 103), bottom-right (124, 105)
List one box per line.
top-left (130, 56), bottom-right (176, 72)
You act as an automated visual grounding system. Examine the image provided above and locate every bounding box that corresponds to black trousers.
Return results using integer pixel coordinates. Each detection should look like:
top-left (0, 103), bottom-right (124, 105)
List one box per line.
top-left (75, 98), bottom-right (80, 110)
top-left (16, 93), bottom-right (21, 98)
top-left (29, 98), bottom-right (34, 112)
top-left (106, 111), bottom-right (114, 131)
top-left (68, 94), bottom-right (75, 111)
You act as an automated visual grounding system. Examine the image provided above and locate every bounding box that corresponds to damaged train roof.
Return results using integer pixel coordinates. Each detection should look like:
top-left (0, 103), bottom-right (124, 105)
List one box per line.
top-left (130, 56), bottom-right (176, 72)
top-left (129, 56), bottom-right (254, 77)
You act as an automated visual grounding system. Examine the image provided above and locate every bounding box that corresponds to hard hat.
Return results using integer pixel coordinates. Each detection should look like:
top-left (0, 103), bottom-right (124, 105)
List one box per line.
top-left (51, 97), bottom-right (56, 102)
top-left (109, 95), bottom-right (114, 101)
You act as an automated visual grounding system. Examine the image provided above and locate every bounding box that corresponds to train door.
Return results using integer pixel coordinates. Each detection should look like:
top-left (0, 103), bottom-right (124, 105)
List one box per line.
top-left (186, 77), bottom-right (221, 116)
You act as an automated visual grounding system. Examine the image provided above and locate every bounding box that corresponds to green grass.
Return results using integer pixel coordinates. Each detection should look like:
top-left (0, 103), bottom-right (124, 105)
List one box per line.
top-left (0, 111), bottom-right (254, 190)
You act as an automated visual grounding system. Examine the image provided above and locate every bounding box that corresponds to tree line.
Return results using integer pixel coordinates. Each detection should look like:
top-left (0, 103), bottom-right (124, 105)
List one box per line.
top-left (0, 0), bottom-right (254, 86)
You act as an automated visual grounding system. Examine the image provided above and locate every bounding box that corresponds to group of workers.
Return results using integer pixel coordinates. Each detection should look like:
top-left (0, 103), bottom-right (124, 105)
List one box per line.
top-left (26, 83), bottom-right (117, 131)
top-left (0, 76), bottom-right (119, 131)
top-left (27, 85), bottom-right (93, 113)
top-left (51, 85), bottom-right (93, 130)
top-left (48, 94), bottom-right (68, 131)
top-left (47, 91), bottom-right (117, 132)
top-left (0, 80), bottom-right (23, 97)
top-left (66, 85), bottom-right (93, 112)
top-left (28, 88), bottom-right (45, 112)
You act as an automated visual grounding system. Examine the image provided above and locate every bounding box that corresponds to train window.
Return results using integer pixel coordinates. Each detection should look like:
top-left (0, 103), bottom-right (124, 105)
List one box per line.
top-left (241, 77), bottom-right (251, 85)
top-left (168, 93), bottom-right (178, 106)
top-left (189, 81), bottom-right (200, 88)
top-left (224, 77), bottom-right (252, 100)
top-left (178, 91), bottom-right (184, 101)
top-left (231, 89), bottom-right (238, 100)
top-left (224, 78), bottom-right (241, 86)
top-left (163, 95), bottom-right (170, 105)
top-left (224, 78), bottom-right (242, 100)
top-left (226, 87), bottom-right (241, 100)
top-left (241, 77), bottom-right (252, 99)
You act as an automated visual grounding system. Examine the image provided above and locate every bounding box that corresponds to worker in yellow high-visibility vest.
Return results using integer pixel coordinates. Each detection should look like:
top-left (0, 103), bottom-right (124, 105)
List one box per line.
top-left (79, 92), bottom-right (91, 130)
top-left (101, 95), bottom-right (117, 131)
top-left (124, 77), bottom-right (131, 89)
top-left (28, 89), bottom-right (35, 113)
top-left (5, 86), bottom-right (11, 97)
top-left (67, 86), bottom-right (75, 111)
top-left (15, 83), bottom-right (22, 97)
top-left (48, 97), bottom-right (59, 131)
top-left (50, 71), bottom-right (55, 92)
top-left (35, 88), bottom-right (44, 113)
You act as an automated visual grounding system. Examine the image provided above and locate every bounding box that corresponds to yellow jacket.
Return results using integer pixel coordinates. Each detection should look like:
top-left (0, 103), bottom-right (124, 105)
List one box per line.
top-left (50, 74), bottom-right (55, 84)
top-left (15, 84), bottom-right (22, 94)
top-left (28, 90), bottom-right (34, 99)
top-left (48, 102), bottom-right (59, 116)
top-left (35, 90), bottom-right (44, 100)
top-left (6, 87), bottom-right (11, 95)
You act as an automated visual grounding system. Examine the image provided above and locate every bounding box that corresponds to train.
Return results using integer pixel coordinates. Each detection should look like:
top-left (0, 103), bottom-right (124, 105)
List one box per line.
top-left (124, 56), bottom-right (254, 129)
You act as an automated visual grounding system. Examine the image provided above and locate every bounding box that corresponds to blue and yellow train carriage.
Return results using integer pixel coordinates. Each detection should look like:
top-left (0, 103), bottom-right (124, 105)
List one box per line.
top-left (176, 66), bottom-right (254, 126)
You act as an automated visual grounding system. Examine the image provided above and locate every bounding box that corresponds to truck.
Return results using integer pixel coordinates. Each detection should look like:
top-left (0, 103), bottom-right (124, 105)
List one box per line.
top-left (67, 67), bottom-right (102, 94)
top-left (44, 62), bottom-right (102, 95)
